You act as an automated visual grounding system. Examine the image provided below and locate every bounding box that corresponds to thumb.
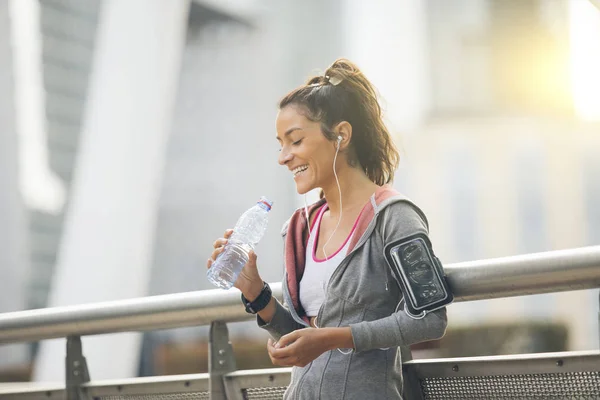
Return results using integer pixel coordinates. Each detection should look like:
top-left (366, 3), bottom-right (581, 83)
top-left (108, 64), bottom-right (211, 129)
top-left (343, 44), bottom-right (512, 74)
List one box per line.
top-left (247, 250), bottom-right (258, 270)
top-left (276, 331), bottom-right (298, 348)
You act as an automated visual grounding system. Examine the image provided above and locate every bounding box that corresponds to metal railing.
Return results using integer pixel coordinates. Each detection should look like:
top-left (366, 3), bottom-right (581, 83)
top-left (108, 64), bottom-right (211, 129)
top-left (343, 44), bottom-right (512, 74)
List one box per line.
top-left (0, 245), bottom-right (599, 399)
top-left (1, 245), bottom-right (599, 344)
top-left (403, 350), bottom-right (600, 399)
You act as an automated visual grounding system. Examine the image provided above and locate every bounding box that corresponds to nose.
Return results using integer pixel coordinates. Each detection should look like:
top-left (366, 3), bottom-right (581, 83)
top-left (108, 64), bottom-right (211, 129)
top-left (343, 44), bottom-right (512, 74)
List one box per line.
top-left (278, 146), bottom-right (293, 166)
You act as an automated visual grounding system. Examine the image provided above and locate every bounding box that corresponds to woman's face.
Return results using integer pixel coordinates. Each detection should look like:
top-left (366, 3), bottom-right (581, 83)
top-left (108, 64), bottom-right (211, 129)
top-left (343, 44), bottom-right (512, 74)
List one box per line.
top-left (276, 105), bottom-right (336, 194)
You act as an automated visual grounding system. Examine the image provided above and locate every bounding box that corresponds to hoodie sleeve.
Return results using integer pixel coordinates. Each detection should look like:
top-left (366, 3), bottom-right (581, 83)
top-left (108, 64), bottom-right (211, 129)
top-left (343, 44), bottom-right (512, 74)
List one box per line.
top-left (349, 200), bottom-right (448, 352)
top-left (256, 299), bottom-right (306, 341)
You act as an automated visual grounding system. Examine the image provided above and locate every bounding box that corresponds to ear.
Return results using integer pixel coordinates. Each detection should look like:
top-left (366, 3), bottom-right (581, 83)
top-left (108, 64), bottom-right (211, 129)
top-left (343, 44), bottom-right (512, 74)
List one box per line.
top-left (333, 121), bottom-right (352, 150)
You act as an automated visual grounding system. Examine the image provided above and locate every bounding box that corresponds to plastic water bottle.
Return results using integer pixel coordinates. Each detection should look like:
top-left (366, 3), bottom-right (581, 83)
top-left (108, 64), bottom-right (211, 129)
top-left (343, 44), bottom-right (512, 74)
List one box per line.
top-left (207, 196), bottom-right (273, 289)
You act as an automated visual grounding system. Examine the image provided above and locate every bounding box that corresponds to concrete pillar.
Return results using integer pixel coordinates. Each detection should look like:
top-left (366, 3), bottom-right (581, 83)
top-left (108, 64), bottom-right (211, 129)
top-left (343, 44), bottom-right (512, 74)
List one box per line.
top-left (0, 0), bottom-right (30, 370)
top-left (34, 0), bottom-right (190, 381)
top-left (9, 0), bottom-right (66, 214)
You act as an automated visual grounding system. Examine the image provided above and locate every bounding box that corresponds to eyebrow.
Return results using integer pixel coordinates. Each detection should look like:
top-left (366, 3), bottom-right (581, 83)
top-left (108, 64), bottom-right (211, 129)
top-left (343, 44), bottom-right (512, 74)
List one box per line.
top-left (276, 127), bottom-right (303, 141)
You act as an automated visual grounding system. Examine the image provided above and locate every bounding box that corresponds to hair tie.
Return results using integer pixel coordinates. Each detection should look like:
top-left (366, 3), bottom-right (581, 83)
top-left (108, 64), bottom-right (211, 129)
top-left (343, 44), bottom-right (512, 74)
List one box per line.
top-left (324, 75), bottom-right (342, 86)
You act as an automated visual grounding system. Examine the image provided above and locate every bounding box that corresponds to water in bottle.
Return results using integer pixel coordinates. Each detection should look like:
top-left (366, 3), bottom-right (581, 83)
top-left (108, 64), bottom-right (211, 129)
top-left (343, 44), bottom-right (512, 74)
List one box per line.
top-left (207, 196), bottom-right (273, 289)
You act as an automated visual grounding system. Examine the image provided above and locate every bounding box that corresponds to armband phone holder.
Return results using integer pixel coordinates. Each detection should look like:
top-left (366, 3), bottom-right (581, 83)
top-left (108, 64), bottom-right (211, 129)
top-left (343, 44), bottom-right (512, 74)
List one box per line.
top-left (384, 233), bottom-right (453, 319)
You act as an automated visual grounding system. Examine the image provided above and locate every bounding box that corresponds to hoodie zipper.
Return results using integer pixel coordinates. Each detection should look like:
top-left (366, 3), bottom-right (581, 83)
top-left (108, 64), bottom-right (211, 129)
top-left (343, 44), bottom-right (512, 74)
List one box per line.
top-left (283, 269), bottom-right (311, 327)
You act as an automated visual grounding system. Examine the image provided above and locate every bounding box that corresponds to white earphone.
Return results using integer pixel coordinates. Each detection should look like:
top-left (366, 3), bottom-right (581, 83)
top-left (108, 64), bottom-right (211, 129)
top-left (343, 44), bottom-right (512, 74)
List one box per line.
top-left (337, 135), bottom-right (342, 148)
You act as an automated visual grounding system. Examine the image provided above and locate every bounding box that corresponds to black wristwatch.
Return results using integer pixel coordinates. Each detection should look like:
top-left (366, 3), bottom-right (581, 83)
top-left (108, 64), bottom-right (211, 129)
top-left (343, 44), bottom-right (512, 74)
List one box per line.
top-left (241, 282), bottom-right (272, 314)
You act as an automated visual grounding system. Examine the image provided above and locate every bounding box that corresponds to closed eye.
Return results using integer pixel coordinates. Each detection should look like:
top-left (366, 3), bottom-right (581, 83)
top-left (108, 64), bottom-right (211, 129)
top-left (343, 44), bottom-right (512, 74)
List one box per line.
top-left (292, 138), bottom-right (304, 146)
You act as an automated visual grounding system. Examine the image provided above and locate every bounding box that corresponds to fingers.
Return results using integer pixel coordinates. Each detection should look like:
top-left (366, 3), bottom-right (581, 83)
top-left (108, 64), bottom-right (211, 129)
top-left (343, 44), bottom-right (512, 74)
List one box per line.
top-left (267, 338), bottom-right (298, 366)
top-left (206, 246), bottom-right (226, 270)
top-left (212, 229), bottom-right (234, 249)
top-left (276, 330), bottom-right (298, 349)
top-left (211, 245), bottom-right (226, 259)
top-left (267, 339), bottom-right (280, 363)
top-left (268, 338), bottom-right (287, 357)
top-left (268, 333), bottom-right (300, 359)
top-left (212, 238), bottom-right (228, 249)
top-left (267, 338), bottom-right (278, 353)
top-left (270, 355), bottom-right (299, 366)
top-left (247, 250), bottom-right (258, 270)
top-left (269, 343), bottom-right (296, 359)
top-left (207, 230), bottom-right (233, 270)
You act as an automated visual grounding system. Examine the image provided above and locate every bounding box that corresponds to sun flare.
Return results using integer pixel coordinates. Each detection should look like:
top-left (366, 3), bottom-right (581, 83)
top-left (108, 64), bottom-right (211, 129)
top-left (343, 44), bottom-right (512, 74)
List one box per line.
top-left (569, 0), bottom-right (600, 121)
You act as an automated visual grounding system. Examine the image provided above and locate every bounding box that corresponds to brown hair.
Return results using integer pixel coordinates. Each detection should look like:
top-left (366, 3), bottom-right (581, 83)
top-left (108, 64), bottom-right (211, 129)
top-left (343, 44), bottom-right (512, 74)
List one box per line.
top-left (279, 58), bottom-right (399, 186)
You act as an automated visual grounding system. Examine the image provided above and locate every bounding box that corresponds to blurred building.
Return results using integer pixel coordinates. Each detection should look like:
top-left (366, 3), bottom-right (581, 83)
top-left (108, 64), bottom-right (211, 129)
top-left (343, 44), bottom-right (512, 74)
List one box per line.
top-left (0, 0), bottom-right (598, 380)
top-left (27, 0), bottom-right (101, 312)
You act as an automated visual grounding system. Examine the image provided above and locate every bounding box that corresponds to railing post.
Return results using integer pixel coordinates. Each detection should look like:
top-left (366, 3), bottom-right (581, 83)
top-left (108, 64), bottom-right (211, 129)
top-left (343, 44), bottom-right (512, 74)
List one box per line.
top-left (209, 321), bottom-right (238, 400)
top-left (65, 336), bottom-right (91, 400)
top-left (401, 345), bottom-right (424, 400)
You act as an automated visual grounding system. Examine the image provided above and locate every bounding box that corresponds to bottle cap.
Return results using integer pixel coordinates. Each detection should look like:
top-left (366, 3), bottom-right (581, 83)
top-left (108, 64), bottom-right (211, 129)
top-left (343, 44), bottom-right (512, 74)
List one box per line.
top-left (258, 196), bottom-right (273, 211)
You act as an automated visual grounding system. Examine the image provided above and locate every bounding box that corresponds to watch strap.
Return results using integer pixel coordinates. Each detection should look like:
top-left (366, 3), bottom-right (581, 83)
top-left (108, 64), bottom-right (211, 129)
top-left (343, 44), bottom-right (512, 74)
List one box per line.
top-left (241, 282), bottom-right (272, 314)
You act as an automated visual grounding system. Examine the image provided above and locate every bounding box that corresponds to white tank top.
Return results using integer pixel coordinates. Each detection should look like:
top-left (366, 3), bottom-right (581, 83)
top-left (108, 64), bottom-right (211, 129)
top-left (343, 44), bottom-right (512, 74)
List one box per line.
top-left (299, 204), bottom-right (358, 317)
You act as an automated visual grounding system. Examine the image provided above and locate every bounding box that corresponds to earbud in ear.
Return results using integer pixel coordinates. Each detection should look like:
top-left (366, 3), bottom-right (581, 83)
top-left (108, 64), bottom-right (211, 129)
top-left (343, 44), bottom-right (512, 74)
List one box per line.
top-left (337, 136), bottom-right (342, 148)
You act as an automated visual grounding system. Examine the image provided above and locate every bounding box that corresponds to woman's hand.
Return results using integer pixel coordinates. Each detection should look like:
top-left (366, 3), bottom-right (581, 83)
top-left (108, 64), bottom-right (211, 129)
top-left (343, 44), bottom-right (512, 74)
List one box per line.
top-left (207, 229), bottom-right (263, 300)
top-left (267, 327), bottom-right (354, 367)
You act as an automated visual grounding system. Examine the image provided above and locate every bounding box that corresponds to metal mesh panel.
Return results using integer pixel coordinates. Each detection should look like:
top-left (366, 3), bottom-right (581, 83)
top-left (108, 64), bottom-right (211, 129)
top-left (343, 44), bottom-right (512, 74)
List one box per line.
top-left (97, 393), bottom-right (209, 400)
top-left (421, 371), bottom-right (600, 399)
top-left (242, 386), bottom-right (288, 399)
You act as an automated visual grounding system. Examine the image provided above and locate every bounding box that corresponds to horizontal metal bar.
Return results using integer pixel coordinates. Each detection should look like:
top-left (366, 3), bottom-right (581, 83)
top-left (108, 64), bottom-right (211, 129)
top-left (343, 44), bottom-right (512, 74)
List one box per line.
top-left (83, 373), bottom-right (210, 396)
top-left (0, 246), bottom-right (599, 344)
top-left (0, 284), bottom-right (282, 344)
top-left (0, 370), bottom-right (293, 399)
top-left (0, 373), bottom-right (212, 399)
top-left (447, 245), bottom-right (600, 301)
top-left (0, 382), bottom-right (64, 396)
top-left (224, 367), bottom-right (293, 389)
top-left (405, 350), bottom-right (600, 378)
top-left (4, 351), bottom-right (600, 398)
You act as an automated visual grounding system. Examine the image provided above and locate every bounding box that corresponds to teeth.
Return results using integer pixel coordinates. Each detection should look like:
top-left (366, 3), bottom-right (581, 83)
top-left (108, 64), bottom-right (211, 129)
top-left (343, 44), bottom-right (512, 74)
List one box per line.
top-left (293, 165), bottom-right (308, 176)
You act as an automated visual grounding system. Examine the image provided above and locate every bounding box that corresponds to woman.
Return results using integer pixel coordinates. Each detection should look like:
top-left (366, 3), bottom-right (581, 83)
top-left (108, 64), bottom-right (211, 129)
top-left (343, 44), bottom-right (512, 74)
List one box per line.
top-left (207, 59), bottom-right (447, 399)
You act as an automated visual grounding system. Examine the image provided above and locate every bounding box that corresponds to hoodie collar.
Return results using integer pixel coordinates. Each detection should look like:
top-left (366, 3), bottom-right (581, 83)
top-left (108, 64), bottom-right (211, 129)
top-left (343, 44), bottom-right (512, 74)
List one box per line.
top-left (284, 185), bottom-right (401, 317)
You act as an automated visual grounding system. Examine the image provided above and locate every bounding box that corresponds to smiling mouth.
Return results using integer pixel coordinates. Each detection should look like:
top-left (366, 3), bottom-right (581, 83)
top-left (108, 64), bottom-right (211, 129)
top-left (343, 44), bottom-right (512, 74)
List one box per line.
top-left (293, 165), bottom-right (308, 177)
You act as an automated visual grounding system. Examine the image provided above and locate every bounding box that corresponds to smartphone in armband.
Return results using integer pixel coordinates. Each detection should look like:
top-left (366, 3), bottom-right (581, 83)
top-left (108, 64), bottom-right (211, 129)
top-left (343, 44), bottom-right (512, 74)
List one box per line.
top-left (384, 233), bottom-right (453, 319)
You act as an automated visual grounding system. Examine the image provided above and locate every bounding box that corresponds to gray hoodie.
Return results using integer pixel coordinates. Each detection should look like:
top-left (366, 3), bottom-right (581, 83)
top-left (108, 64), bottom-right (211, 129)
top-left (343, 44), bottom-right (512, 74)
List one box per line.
top-left (258, 186), bottom-right (448, 399)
